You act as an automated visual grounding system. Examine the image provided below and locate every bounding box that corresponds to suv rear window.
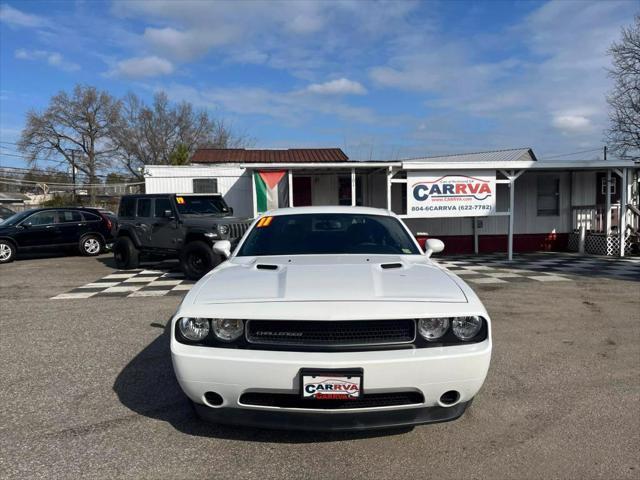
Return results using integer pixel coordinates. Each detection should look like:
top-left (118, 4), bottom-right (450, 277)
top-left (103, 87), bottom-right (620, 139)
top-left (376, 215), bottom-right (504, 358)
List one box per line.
top-left (59, 210), bottom-right (83, 223)
top-left (119, 198), bottom-right (136, 218)
top-left (82, 212), bottom-right (101, 221)
top-left (137, 198), bottom-right (151, 217)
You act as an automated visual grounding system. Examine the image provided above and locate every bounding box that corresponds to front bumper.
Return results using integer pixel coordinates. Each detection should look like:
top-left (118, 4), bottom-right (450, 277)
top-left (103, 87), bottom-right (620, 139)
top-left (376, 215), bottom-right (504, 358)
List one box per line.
top-left (192, 400), bottom-right (472, 431)
top-left (171, 334), bottom-right (491, 430)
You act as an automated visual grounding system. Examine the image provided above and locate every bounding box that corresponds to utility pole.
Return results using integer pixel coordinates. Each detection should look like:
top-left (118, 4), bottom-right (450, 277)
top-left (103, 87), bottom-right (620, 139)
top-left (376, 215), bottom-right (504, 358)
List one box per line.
top-left (68, 149), bottom-right (82, 204)
top-left (604, 145), bottom-right (607, 161)
top-left (71, 150), bottom-right (77, 202)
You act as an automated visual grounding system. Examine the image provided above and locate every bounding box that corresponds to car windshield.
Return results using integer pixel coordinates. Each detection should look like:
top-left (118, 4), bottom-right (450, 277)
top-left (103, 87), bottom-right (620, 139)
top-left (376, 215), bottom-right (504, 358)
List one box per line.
top-left (0, 210), bottom-right (32, 226)
top-left (175, 195), bottom-right (229, 215)
top-left (237, 213), bottom-right (421, 256)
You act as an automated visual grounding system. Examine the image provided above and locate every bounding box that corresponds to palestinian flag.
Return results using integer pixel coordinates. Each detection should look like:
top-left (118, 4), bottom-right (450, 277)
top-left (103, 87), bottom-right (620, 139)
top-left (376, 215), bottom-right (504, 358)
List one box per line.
top-left (254, 170), bottom-right (289, 213)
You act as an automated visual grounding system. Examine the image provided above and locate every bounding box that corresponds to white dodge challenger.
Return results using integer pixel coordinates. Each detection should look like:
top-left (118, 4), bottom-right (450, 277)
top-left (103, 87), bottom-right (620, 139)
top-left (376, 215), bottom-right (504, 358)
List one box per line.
top-left (170, 206), bottom-right (492, 431)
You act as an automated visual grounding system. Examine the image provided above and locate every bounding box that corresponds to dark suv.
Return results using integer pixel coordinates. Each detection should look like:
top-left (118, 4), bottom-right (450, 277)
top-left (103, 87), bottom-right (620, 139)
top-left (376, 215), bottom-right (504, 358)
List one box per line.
top-left (0, 207), bottom-right (114, 263)
top-left (113, 193), bottom-right (252, 279)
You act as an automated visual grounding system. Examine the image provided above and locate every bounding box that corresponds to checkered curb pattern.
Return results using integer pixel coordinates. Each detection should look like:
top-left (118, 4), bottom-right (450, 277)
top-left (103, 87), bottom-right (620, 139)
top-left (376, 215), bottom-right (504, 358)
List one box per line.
top-left (50, 253), bottom-right (639, 299)
top-left (51, 268), bottom-right (196, 299)
top-left (436, 253), bottom-right (640, 284)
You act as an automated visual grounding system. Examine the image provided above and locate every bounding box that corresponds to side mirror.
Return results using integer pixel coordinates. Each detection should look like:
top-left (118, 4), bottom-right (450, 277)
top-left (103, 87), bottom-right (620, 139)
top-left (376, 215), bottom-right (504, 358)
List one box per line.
top-left (213, 240), bottom-right (232, 259)
top-left (21, 222), bottom-right (32, 229)
top-left (226, 207), bottom-right (234, 216)
top-left (425, 238), bottom-right (445, 258)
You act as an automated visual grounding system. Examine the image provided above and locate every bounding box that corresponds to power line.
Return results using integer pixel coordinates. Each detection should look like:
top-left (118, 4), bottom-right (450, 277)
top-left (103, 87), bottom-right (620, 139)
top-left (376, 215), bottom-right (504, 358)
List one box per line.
top-left (0, 177), bottom-right (144, 187)
top-left (540, 148), bottom-right (603, 160)
top-left (0, 164), bottom-right (136, 179)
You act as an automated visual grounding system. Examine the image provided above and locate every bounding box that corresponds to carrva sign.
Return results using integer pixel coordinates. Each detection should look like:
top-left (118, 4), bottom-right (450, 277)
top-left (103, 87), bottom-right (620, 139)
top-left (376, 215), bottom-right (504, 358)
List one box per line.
top-left (407, 170), bottom-right (496, 218)
top-left (302, 375), bottom-right (361, 400)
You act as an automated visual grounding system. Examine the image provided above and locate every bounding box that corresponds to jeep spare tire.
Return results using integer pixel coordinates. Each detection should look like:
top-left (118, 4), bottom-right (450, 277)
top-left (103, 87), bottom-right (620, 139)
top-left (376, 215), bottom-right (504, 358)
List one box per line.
top-left (180, 241), bottom-right (220, 280)
top-left (113, 236), bottom-right (140, 270)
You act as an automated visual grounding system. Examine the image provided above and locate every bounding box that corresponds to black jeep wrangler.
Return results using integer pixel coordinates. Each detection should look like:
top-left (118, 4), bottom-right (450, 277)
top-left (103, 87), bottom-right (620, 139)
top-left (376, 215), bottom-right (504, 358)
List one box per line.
top-left (113, 193), bottom-right (251, 279)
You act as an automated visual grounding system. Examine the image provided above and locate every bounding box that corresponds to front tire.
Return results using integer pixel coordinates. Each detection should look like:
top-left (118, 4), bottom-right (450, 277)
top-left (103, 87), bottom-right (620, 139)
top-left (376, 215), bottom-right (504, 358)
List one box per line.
top-left (0, 240), bottom-right (16, 264)
top-left (113, 236), bottom-right (140, 269)
top-left (80, 234), bottom-right (103, 256)
top-left (180, 241), bottom-right (220, 280)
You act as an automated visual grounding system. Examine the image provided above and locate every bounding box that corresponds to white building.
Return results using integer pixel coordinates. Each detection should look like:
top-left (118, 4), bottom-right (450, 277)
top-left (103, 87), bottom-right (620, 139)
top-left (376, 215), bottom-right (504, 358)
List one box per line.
top-left (144, 148), bottom-right (639, 258)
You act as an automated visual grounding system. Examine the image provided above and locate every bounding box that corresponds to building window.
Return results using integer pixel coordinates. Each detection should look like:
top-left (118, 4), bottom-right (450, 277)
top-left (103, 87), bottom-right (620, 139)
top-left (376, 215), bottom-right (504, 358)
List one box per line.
top-left (537, 175), bottom-right (560, 216)
top-left (338, 175), bottom-right (363, 206)
top-left (193, 178), bottom-right (218, 193)
top-left (601, 176), bottom-right (616, 195)
top-left (338, 176), bottom-right (351, 205)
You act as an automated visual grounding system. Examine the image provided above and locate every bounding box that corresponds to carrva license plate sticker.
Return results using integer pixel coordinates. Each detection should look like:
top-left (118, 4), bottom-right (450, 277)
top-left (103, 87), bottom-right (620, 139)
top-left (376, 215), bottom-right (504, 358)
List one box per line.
top-left (302, 375), bottom-right (361, 400)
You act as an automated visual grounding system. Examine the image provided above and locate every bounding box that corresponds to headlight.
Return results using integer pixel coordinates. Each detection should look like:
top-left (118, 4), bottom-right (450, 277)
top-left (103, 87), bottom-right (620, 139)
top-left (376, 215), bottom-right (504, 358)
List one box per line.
top-left (417, 317), bottom-right (449, 341)
top-left (212, 318), bottom-right (244, 342)
top-left (217, 224), bottom-right (229, 235)
top-left (452, 316), bottom-right (483, 341)
top-left (178, 317), bottom-right (210, 341)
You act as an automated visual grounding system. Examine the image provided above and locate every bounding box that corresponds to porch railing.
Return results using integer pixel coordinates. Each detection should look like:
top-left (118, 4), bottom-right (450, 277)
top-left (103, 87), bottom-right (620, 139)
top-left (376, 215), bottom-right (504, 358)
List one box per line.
top-left (571, 204), bottom-right (620, 233)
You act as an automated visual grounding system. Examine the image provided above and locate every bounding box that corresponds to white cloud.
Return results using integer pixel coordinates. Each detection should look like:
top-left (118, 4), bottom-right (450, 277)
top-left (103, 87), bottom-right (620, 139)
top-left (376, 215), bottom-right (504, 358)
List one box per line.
top-left (552, 114), bottom-right (592, 134)
top-left (143, 26), bottom-right (240, 61)
top-left (158, 83), bottom-right (377, 125)
top-left (14, 48), bottom-right (80, 72)
top-left (0, 4), bottom-right (47, 28)
top-left (306, 78), bottom-right (367, 95)
top-left (108, 56), bottom-right (174, 78)
top-left (111, 0), bottom-right (419, 72)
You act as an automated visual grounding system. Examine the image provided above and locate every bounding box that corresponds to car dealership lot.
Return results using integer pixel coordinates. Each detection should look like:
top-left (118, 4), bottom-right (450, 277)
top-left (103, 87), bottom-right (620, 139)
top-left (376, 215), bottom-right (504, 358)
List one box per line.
top-left (1, 254), bottom-right (638, 479)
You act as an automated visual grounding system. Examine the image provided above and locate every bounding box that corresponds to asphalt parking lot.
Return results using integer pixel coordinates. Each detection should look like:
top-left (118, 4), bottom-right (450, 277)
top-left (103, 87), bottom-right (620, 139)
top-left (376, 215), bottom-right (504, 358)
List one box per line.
top-left (1, 253), bottom-right (639, 479)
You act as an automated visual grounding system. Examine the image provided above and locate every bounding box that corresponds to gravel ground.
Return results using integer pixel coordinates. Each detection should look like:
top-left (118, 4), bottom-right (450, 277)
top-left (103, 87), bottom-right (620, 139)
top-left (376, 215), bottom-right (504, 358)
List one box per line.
top-left (0, 253), bottom-right (638, 480)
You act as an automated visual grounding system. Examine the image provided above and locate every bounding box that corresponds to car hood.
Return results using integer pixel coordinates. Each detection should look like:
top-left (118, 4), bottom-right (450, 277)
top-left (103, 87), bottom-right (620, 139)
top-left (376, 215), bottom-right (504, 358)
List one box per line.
top-left (180, 215), bottom-right (250, 227)
top-left (192, 255), bottom-right (467, 304)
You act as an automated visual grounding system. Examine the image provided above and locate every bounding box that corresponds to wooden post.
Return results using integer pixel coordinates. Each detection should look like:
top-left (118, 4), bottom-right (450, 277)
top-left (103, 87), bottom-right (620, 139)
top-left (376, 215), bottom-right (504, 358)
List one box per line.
top-left (386, 167), bottom-right (392, 211)
top-left (351, 168), bottom-right (356, 206)
top-left (508, 172), bottom-right (515, 261)
top-left (288, 169), bottom-right (294, 207)
top-left (473, 218), bottom-right (479, 255)
top-left (605, 169), bottom-right (611, 234)
top-left (250, 169), bottom-right (257, 218)
top-left (619, 168), bottom-right (627, 257)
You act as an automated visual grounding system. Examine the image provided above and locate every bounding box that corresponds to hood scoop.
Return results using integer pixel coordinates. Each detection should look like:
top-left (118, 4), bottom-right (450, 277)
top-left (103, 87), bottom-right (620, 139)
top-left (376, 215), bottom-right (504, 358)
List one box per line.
top-left (380, 263), bottom-right (403, 270)
top-left (256, 264), bottom-right (279, 271)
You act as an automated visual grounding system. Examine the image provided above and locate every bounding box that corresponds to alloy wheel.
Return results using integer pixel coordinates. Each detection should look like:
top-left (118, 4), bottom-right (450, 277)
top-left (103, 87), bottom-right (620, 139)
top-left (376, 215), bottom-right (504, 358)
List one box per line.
top-left (0, 243), bottom-right (12, 261)
top-left (84, 238), bottom-right (101, 254)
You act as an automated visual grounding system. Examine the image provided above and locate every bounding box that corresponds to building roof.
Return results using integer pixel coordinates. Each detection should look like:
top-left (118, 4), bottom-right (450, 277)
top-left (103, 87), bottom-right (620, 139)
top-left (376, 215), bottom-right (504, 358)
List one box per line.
top-left (191, 148), bottom-right (349, 164)
top-left (402, 148), bottom-right (537, 163)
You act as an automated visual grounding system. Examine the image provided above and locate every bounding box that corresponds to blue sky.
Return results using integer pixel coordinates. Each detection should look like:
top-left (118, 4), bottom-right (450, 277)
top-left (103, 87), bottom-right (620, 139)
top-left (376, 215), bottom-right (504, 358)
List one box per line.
top-left (0, 0), bottom-right (636, 168)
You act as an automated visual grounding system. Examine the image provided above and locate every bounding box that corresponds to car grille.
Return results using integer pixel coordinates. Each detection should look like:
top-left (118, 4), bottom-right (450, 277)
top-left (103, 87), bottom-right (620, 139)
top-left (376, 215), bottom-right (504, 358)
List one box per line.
top-left (239, 391), bottom-right (424, 409)
top-left (245, 319), bottom-right (416, 348)
top-left (228, 222), bottom-right (250, 239)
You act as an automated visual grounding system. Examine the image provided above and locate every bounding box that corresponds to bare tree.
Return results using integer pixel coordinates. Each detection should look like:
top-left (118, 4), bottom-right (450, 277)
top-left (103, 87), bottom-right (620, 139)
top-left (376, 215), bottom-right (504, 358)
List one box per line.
top-left (606, 15), bottom-right (640, 161)
top-left (18, 85), bottom-right (121, 202)
top-left (110, 92), bottom-right (250, 179)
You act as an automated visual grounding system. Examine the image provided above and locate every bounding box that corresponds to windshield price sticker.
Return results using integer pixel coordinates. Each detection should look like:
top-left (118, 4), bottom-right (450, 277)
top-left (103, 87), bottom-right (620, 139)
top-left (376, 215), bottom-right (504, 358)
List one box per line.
top-left (256, 216), bottom-right (273, 228)
top-left (407, 170), bottom-right (496, 218)
top-left (302, 374), bottom-right (361, 400)
top-left (176, 196), bottom-right (185, 204)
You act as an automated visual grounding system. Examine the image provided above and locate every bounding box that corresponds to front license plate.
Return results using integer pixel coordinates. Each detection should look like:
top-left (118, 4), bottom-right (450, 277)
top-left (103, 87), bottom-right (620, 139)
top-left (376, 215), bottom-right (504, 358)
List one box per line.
top-left (300, 369), bottom-right (363, 400)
